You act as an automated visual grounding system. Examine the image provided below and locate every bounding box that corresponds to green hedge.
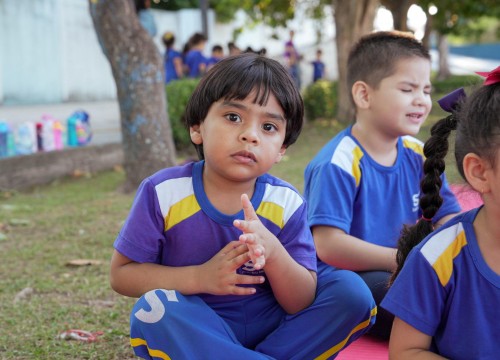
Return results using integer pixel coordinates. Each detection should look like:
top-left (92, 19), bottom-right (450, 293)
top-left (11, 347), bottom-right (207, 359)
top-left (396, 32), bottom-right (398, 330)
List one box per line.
top-left (302, 80), bottom-right (338, 121)
top-left (166, 78), bottom-right (200, 150)
top-left (431, 74), bottom-right (482, 95)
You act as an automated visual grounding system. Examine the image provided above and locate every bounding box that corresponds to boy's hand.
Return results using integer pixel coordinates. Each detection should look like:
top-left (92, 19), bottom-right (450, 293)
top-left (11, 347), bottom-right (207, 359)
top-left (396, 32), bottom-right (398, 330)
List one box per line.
top-left (233, 194), bottom-right (276, 270)
top-left (199, 240), bottom-right (264, 296)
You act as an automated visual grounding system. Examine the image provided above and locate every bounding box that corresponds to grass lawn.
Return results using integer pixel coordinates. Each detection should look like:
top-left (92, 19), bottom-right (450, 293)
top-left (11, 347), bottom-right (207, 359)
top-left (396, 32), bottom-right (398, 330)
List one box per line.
top-left (0, 107), bottom-right (463, 359)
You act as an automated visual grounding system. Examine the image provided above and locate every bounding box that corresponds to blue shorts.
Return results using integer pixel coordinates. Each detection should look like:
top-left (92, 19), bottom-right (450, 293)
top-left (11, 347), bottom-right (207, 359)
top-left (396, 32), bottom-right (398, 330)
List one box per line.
top-left (130, 266), bottom-right (376, 359)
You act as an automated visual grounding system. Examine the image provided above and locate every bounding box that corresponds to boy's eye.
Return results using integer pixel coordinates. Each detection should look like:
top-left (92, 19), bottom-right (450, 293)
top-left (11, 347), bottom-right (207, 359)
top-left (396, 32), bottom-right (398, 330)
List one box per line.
top-left (401, 89), bottom-right (412, 93)
top-left (263, 123), bottom-right (278, 132)
top-left (226, 113), bottom-right (241, 122)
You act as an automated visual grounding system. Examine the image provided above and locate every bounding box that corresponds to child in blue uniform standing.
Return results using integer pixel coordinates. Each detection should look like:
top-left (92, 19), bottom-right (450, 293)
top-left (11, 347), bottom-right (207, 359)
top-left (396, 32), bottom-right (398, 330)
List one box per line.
top-left (111, 53), bottom-right (376, 359)
top-left (382, 66), bottom-right (500, 359)
top-left (162, 32), bottom-right (183, 83)
top-left (303, 31), bottom-right (461, 340)
top-left (183, 32), bottom-right (207, 78)
top-left (311, 49), bottom-right (325, 82)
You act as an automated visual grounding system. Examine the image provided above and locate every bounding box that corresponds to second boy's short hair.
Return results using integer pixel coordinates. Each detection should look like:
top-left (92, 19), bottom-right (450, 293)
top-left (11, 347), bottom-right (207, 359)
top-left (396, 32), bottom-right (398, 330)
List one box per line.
top-left (184, 53), bottom-right (304, 159)
top-left (347, 31), bottom-right (430, 100)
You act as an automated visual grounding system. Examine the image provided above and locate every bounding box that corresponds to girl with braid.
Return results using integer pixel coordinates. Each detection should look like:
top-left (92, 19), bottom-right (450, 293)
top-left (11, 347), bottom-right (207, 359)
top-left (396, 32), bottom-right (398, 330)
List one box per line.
top-left (382, 66), bottom-right (500, 359)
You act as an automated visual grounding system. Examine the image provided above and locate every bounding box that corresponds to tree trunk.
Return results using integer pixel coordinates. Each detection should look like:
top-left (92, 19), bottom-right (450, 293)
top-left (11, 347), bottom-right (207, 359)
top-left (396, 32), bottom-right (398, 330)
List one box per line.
top-left (89, 0), bottom-right (177, 192)
top-left (333, 0), bottom-right (379, 124)
top-left (381, 0), bottom-right (412, 31)
top-left (421, 10), bottom-right (433, 50)
top-left (436, 33), bottom-right (451, 80)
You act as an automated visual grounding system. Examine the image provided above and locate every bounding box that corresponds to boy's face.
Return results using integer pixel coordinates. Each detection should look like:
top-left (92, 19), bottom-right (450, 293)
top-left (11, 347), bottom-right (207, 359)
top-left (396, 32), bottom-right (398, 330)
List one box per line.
top-left (189, 91), bottom-right (287, 184)
top-left (363, 57), bottom-right (432, 138)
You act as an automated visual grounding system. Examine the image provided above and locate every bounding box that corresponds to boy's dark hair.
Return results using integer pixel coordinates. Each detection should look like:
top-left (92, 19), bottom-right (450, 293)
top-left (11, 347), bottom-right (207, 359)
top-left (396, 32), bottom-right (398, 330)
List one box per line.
top-left (184, 53), bottom-right (304, 160)
top-left (347, 31), bottom-right (430, 105)
top-left (390, 82), bottom-right (500, 285)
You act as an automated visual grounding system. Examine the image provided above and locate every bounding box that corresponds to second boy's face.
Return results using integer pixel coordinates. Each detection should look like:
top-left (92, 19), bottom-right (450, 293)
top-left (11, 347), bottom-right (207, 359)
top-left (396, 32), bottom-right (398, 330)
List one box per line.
top-left (367, 57), bottom-right (432, 138)
top-left (190, 91), bottom-right (287, 184)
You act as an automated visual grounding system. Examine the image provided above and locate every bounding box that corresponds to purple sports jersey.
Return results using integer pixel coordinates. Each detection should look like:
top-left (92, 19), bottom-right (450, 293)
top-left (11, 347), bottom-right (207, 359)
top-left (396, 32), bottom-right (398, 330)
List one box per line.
top-left (114, 160), bottom-right (317, 304)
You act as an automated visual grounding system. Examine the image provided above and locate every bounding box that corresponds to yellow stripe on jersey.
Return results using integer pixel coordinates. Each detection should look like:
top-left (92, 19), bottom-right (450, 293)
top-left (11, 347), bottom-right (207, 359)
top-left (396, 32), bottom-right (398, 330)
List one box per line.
top-left (314, 306), bottom-right (377, 360)
top-left (155, 177), bottom-right (195, 218)
top-left (402, 136), bottom-right (424, 157)
top-left (130, 338), bottom-right (172, 360)
top-left (165, 194), bottom-right (201, 231)
top-left (257, 184), bottom-right (304, 229)
top-left (421, 223), bottom-right (468, 287)
top-left (352, 147), bottom-right (363, 186)
top-left (331, 137), bottom-right (364, 187)
top-left (256, 201), bottom-right (285, 229)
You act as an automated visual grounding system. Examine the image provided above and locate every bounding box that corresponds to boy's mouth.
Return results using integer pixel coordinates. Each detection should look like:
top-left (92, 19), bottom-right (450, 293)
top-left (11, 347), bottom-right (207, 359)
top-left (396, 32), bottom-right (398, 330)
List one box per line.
top-left (407, 113), bottom-right (424, 122)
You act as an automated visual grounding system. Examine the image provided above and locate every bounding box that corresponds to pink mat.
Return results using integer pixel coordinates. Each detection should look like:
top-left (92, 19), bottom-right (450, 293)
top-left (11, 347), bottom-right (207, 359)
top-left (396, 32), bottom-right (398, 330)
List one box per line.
top-left (337, 336), bottom-right (388, 359)
top-left (450, 184), bottom-right (483, 211)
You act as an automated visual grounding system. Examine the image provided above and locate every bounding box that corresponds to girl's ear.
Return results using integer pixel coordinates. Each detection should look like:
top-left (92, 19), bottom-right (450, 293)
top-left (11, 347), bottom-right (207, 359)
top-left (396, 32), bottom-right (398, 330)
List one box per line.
top-left (190, 125), bottom-right (203, 145)
top-left (463, 153), bottom-right (490, 194)
top-left (352, 81), bottom-right (370, 109)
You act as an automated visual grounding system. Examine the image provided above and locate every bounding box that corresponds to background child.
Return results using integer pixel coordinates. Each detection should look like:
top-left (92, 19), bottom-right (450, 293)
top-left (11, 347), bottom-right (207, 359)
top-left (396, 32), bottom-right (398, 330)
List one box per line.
top-left (183, 32), bottom-right (207, 78)
top-left (162, 31), bottom-right (183, 83)
top-left (111, 53), bottom-right (375, 359)
top-left (206, 44), bottom-right (224, 70)
top-left (382, 66), bottom-right (500, 358)
top-left (311, 49), bottom-right (325, 82)
top-left (303, 31), bottom-right (461, 340)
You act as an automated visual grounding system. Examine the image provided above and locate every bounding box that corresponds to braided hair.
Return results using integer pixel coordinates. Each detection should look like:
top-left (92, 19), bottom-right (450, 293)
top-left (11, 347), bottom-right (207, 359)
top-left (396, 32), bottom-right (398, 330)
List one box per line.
top-left (389, 113), bottom-right (458, 284)
top-left (389, 81), bottom-right (500, 286)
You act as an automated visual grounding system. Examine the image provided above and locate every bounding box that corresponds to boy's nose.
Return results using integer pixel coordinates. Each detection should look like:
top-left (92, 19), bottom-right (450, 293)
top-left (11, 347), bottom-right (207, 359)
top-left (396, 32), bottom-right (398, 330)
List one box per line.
top-left (239, 126), bottom-right (259, 144)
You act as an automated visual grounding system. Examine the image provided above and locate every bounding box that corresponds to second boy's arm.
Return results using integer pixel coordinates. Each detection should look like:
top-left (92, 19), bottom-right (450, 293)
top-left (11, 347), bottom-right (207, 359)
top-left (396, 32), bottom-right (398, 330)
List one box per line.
top-left (313, 226), bottom-right (397, 272)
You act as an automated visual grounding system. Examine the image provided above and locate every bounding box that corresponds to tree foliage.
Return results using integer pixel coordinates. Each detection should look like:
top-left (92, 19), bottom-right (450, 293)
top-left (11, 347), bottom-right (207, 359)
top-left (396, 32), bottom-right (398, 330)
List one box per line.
top-left (418, 0), bottom-right (500, 36)
top-left (152, 0), bottom-right (295, 25)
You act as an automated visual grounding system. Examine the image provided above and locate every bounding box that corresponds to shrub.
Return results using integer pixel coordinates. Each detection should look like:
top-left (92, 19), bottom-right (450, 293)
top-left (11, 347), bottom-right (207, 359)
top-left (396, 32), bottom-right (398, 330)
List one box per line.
top-left (166, 78), bottom-right (200, 150)
top-left (432, 74), bottom-right (482, 95)
top-left (302, 80), bottom-right (338, 121)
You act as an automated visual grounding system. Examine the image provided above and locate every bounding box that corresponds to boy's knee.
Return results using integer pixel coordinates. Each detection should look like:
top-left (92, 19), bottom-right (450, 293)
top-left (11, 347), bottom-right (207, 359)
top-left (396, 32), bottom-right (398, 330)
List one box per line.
top-left (318, 268), bottom-right (376, 318)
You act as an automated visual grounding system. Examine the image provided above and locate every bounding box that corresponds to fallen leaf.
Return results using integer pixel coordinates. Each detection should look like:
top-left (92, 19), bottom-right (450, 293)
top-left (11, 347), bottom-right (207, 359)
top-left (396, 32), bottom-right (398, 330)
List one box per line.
top-left (14, 287), bottom-right (34, 303)
top-left (65, 259), bottom-right (103, 267)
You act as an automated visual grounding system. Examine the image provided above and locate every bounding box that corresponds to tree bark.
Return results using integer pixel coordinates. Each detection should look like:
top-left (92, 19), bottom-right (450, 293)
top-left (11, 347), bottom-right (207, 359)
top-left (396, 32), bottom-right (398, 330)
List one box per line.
top-left (436, 33), bottom-right (451, 80)
top-left (89, 0), bottom-right (177, 192)
top-left (381, 0), bottom-right (412, 31)
top-left (333, 0), bottom-right (379, 124)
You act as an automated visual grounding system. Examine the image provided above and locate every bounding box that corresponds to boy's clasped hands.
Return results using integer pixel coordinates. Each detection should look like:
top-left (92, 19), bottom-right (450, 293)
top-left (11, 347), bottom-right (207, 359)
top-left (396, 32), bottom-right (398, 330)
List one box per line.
top-left (200, 193), bottom-right (273, 296)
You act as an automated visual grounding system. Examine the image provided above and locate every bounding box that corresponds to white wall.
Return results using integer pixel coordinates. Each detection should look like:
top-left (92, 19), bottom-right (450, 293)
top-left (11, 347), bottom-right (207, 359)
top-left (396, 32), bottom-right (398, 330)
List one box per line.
top-left (0, 0), bottom-right (116, 105)
top-left (0, 1), bottom-right (336, 106)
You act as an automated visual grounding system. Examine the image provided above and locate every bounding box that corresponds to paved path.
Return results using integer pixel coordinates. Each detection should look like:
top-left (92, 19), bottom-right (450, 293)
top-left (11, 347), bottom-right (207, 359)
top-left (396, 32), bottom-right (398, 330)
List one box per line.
top-left (0, 100), bottom-right (121, 146)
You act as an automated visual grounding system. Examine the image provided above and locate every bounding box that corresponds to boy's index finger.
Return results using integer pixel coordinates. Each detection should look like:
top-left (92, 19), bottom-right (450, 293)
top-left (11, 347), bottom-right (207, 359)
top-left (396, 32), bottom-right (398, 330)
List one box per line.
top-left (240, 193), bottom-right (258, 221)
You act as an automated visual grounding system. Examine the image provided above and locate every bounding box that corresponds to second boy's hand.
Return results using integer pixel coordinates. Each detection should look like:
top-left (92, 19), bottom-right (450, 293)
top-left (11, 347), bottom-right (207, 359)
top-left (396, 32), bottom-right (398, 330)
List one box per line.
top-left (233, 193), bottom-right (271, 270)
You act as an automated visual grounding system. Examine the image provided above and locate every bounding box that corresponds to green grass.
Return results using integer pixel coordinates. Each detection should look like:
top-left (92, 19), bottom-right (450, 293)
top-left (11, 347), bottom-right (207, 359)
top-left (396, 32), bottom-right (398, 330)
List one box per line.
top-left (0, 107), bottom-right (462, 359)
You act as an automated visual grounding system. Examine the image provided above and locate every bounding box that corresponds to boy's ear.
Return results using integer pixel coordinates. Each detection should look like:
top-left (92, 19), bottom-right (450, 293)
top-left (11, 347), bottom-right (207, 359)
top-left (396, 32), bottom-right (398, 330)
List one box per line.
top-left (352, 81), bottom-right (370, 109)
top-left (275, 145), bottom-right (287, 164)
top-left (190, 125), bottom-right (203, 145)
top-left (463, 153), bottom-right (490, 194)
